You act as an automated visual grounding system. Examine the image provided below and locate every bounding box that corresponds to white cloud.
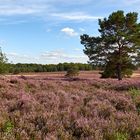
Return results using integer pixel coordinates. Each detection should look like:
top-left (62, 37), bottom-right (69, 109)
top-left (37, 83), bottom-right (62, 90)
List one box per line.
top-left (41, 50), bottom-right (64, 59)
top-left (61, 27), bottom-right (78, 37)
top-left (79, 28), bottom-right (85, 32)
top-left (6, 52), bottom-right (19, 57)
top-left (51, 12), bottom-right (103, 21)
top-left (49, 0), bottom-right (92, 5)
top-left (6, 52), bottom-right (39, 63)
top-left (0, 1), bottom-right (103, 24)
top-left (6, 52), bottom-right (32, 59)
top-left (74, 48), bottom-right (81, 51)
top-left (4, 20), bottom-right (28, 25)
top-left (0, 5), bottom-right (46, 16)
top-left (6, 50), bottom-right (88, 64)
top-left (122, 0), bottom-right (140, 5)
top-left (40, 50), bottom-right (87, 61)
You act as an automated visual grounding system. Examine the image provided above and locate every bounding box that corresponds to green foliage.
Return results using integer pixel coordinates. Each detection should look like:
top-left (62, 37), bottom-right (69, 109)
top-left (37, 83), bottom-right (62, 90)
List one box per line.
top-left (129, 88), bottom-right (140, 114)
top-left (101, 51), bottom-right (134, 78)
top-left (3, 120), bottom-right (14, 133)
top-left (101, 61), bottom-right (117, 78)
top-left (65, 65), bottom-right (79, 78)
top-left (8, 63), bottom-right (94, 74)
top-left (12, 68), bottom-right (21, 74)
top-left (115, 132), bottom-right (128, 140)
top-left (104, 132), bottom-right (129, 140)
top-left (122, 69), bottom-right (133, 78)
top-left (0, 48), bottom-right (9, 74)
top-left (81, 10), bottom-right (140, 80)
top-left (101, 61), bottom-right (133, 78)
top-left (129, 88), bottom-right (140, 99)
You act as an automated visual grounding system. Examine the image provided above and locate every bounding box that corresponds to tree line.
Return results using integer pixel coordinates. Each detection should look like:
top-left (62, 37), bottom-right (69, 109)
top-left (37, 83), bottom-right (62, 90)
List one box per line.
top-left (0, 48), bottom-right (97, 74)
top-left (4, 63), bottom-right (94, 74)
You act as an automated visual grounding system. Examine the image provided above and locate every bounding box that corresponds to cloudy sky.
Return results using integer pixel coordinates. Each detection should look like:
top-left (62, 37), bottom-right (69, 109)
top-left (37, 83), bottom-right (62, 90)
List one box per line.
top-left (0, 0), bottom-right (140, 64)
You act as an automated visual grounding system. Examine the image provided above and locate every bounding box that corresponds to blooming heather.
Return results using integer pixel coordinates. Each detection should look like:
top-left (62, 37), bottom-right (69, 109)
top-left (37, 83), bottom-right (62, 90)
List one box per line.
top-left (0, 76), bottom-right (140, 139)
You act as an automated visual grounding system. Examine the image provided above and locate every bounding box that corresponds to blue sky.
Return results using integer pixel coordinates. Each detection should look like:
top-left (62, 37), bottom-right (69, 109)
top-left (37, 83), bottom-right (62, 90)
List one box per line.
top-left (0, 0), bottom-right (140, 64)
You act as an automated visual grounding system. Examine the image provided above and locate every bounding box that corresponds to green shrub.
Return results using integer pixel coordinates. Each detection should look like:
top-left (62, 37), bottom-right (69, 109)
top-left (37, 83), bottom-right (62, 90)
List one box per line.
top-left (12, 68), bottom-right (20, 74)
top-left (101, 66), bottom-right (133, 79)
top-left (0, 48), bottom-right (9, 74)
top-left (3, 120), bottom-right (14, 133)
top-left (122, 69), bottom-right (133, 78)
top-left (65, 66), bottom-right (79, 78)
top-left (115, 132), bottom-right (128, 140)
top-left (104, 132), bottom-right (129, 140)
top-left (129, 88), bottom-right (140, 114)
top-left (129, 88), bottom-right (140, 100)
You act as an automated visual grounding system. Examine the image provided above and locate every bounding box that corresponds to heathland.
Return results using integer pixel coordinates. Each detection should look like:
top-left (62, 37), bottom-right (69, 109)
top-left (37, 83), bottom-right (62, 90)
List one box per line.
top-left (0, 71), bottom-right (140, 140)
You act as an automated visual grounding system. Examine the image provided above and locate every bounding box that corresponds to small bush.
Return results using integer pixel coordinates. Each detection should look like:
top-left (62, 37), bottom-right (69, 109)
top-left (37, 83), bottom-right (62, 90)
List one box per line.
top-left (129, 88), bottom-right (140, 99)
top-left (12, 68), bottom-right (20, 74)
top-left (129, 88), bottom-right (140, 114)
top-left (9, 79), bottom-right (18, 84)
top-left (122, 69), bottom-right (133, 78)
top-left (101, 68), bottom-right (133, 79)
top-left (2, 120), bottom-right (14, 133)
top-left (65, 66), bottom-right (79, 78)
top-left (104, 132), bottom-right (129, 140)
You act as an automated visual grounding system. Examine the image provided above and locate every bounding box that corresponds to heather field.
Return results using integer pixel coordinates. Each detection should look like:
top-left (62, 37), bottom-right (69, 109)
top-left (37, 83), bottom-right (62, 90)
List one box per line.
top-left (1, 71), bottom-right (140, 140)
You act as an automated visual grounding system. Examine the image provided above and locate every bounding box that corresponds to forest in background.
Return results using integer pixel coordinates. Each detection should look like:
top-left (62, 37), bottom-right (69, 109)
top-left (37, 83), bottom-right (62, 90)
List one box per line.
top-left (5, 63), bottom-right (95, 74)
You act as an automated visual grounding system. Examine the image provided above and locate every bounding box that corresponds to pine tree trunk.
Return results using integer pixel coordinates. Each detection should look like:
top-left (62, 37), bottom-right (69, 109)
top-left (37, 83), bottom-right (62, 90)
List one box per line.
top-left (117, 63), bottom-right (122, 80)
top-left (117, 44), bottom-right (122, 80)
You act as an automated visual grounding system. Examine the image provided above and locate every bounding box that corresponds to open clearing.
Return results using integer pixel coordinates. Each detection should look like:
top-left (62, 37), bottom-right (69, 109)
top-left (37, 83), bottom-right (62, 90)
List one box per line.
top-left (7, 70), bottom-right (140, 79)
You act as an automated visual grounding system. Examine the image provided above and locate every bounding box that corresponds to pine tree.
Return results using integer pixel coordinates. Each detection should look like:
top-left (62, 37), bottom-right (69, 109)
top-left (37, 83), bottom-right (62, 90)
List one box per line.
top-left (81, 10), bottom-right (140, 80)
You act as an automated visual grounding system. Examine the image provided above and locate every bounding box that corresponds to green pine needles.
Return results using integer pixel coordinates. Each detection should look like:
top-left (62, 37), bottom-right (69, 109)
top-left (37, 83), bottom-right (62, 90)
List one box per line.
top-left (81, 10), bottom-right (140, 80)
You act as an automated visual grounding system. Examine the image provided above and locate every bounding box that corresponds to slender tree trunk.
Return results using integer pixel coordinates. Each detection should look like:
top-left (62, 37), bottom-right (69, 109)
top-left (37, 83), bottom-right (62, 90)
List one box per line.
top-left (117, 63), bottom-right (122, 80)
top-left (117, 42), bottom-right (122, 80)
